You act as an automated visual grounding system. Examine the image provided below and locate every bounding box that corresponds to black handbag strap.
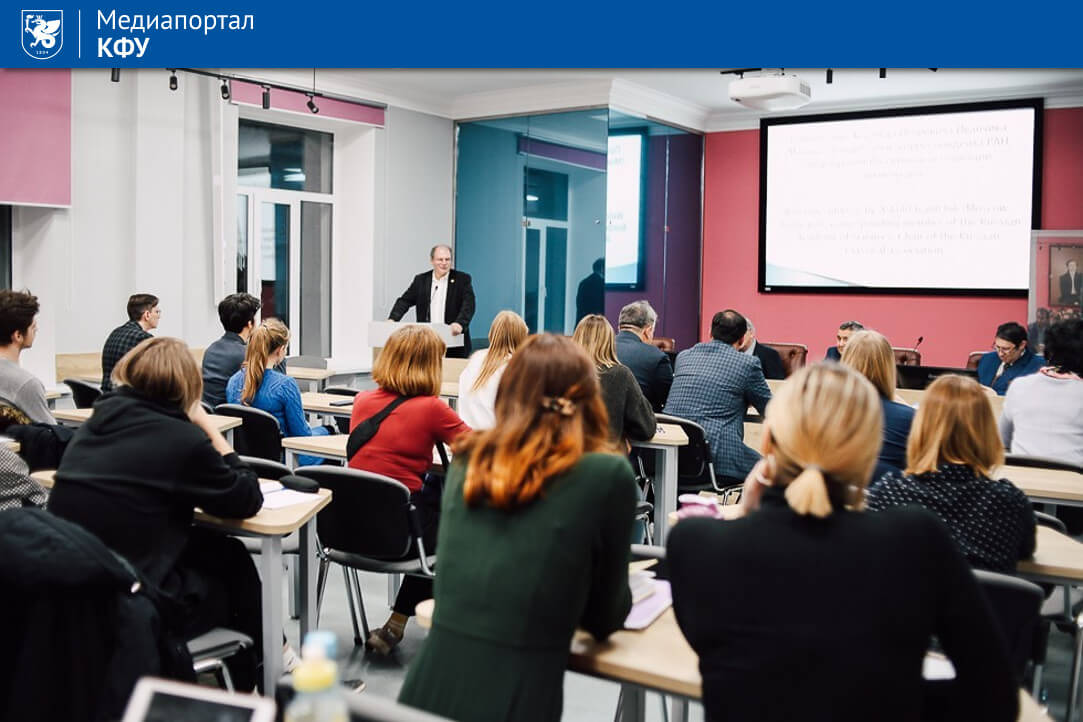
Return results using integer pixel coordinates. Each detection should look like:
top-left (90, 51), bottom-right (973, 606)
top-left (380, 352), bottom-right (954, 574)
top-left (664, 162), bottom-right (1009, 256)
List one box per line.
top-left (435, 441), bottom-right (450, 470)
top-left (346, 395), bottom-right (409, 462)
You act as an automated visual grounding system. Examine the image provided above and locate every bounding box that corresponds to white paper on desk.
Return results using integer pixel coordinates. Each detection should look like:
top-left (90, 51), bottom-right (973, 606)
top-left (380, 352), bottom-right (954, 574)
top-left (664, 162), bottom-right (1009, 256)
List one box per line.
top-left (260, 481), bottom-right (284, 493)
top-left (260, 489), bottom-right (315, 509)
top-left (624, 580), bottom-right (672, 630)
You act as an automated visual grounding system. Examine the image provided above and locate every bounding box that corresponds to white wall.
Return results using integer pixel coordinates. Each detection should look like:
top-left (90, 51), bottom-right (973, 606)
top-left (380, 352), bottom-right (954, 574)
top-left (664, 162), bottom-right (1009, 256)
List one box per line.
top-left (10, 70), bottom-right (454, 383)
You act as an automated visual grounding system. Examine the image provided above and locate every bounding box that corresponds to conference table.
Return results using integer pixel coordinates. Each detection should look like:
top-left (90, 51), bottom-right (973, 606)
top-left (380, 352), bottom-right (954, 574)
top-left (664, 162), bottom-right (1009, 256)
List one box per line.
top-left (31, 469), bottom-right (331, 697)
top-left (414, 600), bottom-right (1049, 722)
top-left (52, 407), bottom-right (242, 446)
top-left (281, 422), bottom-right (689, 545)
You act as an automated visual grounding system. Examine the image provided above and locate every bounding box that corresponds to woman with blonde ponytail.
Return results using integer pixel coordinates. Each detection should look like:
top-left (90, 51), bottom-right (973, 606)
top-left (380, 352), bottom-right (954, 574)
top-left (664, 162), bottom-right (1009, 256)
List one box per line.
top-left (225, 319), bottom-right (334, 466)
top-left (667, 363), bottom-right (1018, 722)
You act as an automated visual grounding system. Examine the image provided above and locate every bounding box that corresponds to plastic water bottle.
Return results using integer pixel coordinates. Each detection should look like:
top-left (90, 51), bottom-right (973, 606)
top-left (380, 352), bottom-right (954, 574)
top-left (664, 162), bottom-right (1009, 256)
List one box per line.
top-left (283, 631), bottom-right (348, 722)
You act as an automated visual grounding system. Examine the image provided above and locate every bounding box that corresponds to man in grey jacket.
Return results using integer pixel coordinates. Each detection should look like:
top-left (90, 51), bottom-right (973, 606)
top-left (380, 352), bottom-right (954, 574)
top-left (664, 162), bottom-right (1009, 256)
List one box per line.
top-left (0, 290), bottom-right (55, 425)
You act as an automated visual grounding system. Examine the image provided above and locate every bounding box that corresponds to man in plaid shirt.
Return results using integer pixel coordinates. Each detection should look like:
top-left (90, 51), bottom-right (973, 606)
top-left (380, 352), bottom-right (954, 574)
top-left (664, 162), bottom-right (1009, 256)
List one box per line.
top-left (100, 293), bottom-right (159, 392)
top-left (664, 309), bottom-right (772, 485)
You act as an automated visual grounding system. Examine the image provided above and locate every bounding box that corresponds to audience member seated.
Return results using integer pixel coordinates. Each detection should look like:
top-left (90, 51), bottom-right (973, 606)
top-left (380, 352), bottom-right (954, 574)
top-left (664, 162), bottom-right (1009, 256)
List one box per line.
top-left (840, 330), bottom-right (915, 479)
top-left (348, 325), bottom-right (470, 655)
top-left (0, 289), bottom-right (55, 424)
top-left (667, 363), bottom-right (1017, 722)
top-left (50, 337), bottom-right (265, 690)
top-left (101, 293), bottom-right (159, 392)
top-left (976, 321), bottom-right (1045, 396)
top-left (868, 374), bottom-right (1036, 573)
top-left (615, 300), bottom-right (673, 411)
top-left (1000, 318), bottom-right (1083, 467)
top-left (573, 314), bottom-right (655, 445)
top-left (824, 319), bottom-right (863, 361)
top-left (202, 292), bottom-right (261, 408)
top-left (457, 310), bottom-right (528, 429)
top-left (1028, 307), bottom-right (1051, 353)
top-left (398, 333), bottom-right (635, 721)
top-left (0, 444), bottom-right (46, 511)
top-left (665, 309), bottom-right (771, 486)
top-left (226, 319), bottom-right (333, 467)
top-left (740, 316), bottom-right (786, 380)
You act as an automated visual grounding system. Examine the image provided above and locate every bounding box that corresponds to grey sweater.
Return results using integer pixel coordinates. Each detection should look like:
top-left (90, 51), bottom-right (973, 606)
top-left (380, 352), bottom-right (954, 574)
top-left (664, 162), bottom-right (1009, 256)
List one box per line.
top-left (598, 363), bottom-right (656, 444)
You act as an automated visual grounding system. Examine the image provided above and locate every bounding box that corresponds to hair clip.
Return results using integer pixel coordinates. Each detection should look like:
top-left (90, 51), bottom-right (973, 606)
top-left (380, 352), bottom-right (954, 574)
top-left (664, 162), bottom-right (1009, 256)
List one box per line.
top-left (541, 396), bottom-right (575, 416)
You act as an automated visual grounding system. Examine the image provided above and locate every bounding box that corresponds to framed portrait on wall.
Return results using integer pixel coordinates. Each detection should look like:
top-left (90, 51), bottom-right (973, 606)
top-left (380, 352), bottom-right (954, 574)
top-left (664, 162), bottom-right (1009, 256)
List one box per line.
top-left (1029, 231), bottom-right (1083, 355)
top-left (1049, 244), bottom-right (1083, 307)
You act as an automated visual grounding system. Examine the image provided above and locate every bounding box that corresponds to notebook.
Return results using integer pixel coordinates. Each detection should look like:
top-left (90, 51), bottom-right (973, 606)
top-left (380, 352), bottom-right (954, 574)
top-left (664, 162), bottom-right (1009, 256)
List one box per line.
top-left (121, 677), bottom-right (275, 722)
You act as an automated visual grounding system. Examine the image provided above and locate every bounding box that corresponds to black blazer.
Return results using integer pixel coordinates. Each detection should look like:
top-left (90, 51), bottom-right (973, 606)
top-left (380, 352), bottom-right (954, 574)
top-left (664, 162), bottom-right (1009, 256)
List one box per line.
top-left (1060, 271), bottom-right (1082, 305)
top-left (615, 330), bottom-right (673, 411)
top-left (752, 342), bottom-right (787, 380)
top-left (389, 269), bottom-right (475, 354)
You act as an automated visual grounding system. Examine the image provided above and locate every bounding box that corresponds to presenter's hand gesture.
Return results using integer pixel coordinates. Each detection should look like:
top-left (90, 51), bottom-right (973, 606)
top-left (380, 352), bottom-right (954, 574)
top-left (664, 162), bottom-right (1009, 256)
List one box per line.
top-left (450, 322), bottom-right (463, 336)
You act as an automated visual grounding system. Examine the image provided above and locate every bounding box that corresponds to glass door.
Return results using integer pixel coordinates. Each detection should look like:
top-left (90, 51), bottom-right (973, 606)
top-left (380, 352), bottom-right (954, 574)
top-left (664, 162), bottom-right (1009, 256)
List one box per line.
top-left (522, 219), bottom-right (569, 334)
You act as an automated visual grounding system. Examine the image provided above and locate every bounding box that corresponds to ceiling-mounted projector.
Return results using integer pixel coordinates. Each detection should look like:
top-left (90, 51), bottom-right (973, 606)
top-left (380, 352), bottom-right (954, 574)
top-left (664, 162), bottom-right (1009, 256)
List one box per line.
top-left (729, 74), bottom-right (811, 111)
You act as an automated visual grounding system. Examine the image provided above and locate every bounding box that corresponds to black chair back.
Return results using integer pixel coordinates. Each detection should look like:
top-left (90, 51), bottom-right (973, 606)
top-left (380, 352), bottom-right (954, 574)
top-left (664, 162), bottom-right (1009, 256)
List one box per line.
top-left (238, 456), bottom-right (291, 480)
top-left (213, 404), bottom-right (282, 461)
top-left (1005, 454), bottom-right (1083, 474)
top-left (323, 386), bottom-right (359, 397)
top-left (64, 378), bottom-right (101, 409)
top-left (655, 413), bottom-right (714, 486)
top-left (973, 569), bottom-right (1042, 680)
top-left (296, 466), bottom-right (415, 561)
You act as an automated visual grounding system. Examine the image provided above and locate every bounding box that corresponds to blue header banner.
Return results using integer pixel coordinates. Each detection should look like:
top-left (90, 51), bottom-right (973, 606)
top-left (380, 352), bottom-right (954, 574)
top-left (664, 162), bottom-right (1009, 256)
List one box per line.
top-left (3, 2), bottom-right (1082, 68)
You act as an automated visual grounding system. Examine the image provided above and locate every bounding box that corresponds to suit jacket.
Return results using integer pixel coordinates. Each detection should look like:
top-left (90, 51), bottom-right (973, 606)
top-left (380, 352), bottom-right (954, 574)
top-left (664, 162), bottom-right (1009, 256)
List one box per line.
top-left (615, 330), bottom-right (673, 411)
top-left (575, 272), bottom-right (605, 322)
top-left (389, 269), bottom-right (475, 354)
top-left (751, 341), bottom-right (787, 380)
top-left (664, 340), bottom-right (772, 480)
top-left (1060, 271), bottom-right (1082, 305)
top-left (824, 346), bottom-right (842, 362)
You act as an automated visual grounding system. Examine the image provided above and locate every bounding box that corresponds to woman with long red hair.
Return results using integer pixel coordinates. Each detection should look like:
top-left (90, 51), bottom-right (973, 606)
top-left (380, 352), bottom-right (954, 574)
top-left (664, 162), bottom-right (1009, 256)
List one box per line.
top-left (398, 333), bottom-right (637, 721)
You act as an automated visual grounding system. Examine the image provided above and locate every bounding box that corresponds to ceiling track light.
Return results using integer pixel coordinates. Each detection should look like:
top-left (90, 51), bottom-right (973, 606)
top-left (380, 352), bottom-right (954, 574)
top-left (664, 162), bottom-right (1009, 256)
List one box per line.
top-left (306, 93), bottom-right (319, 114)
top-left (168, 70), bottom-right (177, 91)
top-left (110, 68), bottom-right (120, 83)
top-left (261, 85), bottom-right (271, 110)
top-left (879, 68), bottom-right (887, 79)
top-left (220, 78), bottom-right (231, 100)
top-left (826, 68), bottom-right (833, 84)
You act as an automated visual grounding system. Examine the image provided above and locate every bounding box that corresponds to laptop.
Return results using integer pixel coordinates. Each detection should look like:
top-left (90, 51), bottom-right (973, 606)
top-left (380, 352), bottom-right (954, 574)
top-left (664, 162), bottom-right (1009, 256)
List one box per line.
top-left (122, 677), bottom-right (275, 722)
top-left (895, 364), bottom-right (979, 390)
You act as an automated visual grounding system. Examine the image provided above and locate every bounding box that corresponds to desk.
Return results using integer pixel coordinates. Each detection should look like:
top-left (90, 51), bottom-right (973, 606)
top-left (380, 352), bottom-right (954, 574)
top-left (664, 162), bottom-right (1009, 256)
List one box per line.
top-left (31, 469), bottom-right (331, 697)
top-left (415, 600), bottom-right (1048, 722)
top-left (45, 388), bottom-right (64, 409)
top-left (1003, 465), bottom-right (1083, 508)
top-left (300, 384), bottom-right (459, 421)
top-left (287, 363), bottom-right (366, 392)
top-left (630, 424), bottom-right (688, 545)
top-left (282, 434), bottom-right (349, 467)
top-left (53, 408), bottom-right (242, 446)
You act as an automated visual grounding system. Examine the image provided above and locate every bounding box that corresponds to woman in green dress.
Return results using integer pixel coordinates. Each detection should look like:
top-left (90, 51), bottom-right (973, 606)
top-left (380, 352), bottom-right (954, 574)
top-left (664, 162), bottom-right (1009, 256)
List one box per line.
top-left (398, 332), bottom-right (637, 721)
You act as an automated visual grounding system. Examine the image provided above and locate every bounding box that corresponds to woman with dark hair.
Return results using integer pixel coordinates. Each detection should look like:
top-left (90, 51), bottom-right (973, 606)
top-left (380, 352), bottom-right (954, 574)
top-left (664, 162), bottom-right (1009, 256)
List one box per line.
top-left (398, 334), bottom-right (636, 722)
top-left (667, 364), bottom-right (1017, 722)
top-left (1000, 318), bottom-right (1083, 466)
top-left (50, 336), bottom-right (265, 690)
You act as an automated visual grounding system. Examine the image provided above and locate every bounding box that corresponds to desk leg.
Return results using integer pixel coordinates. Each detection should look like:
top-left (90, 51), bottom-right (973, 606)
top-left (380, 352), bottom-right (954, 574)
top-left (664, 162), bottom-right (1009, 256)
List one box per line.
top-left (224, 428), bottom-right (234, 447)
top-left (299, 520), bottom-right (318, 640)
top-left (260, 536), bottom-right (284, 696)
top-left (285, 449), bottom-right (299, 470)
top-left (654, 447), bottom-right (677, 546)
top-left (618, 684), bottom-right (646, 722)
top-left (671, 697), bottom-right (689, 722)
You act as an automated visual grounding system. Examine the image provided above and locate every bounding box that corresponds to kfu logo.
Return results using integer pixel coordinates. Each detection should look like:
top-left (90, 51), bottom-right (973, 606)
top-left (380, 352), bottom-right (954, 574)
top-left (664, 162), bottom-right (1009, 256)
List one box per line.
top-left (22, 10), bottom-right (63, 60)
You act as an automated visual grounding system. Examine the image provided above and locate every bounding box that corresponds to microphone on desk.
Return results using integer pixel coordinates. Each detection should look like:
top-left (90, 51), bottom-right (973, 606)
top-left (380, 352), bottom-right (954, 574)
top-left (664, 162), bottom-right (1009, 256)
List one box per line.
top-left (914, 336), bottom-right (924, 350)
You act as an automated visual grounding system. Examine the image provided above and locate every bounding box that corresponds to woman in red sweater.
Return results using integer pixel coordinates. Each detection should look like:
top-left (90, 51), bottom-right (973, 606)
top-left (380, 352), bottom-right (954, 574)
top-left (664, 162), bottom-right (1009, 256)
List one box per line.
top-left (349, 325), bottom-right (469, 653)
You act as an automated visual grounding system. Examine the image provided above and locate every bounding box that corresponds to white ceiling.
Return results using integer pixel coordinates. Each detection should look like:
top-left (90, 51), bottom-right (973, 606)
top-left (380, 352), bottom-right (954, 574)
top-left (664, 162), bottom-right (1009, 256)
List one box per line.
top-left (235, 68), bottom-right (1083, 132)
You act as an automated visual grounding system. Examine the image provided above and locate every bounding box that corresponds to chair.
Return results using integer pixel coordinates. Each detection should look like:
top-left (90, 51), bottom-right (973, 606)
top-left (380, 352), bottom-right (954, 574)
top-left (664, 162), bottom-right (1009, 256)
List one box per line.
top-left (286, 355), bottom-right (328, 369)
top-left (1005, 454), bottom-right (1083, 474)
top-left (187, 627), bottom-right (255, 692)
top-left (300, 466), bottom-right (435, 646)
top-left (64, 378), bottom-right (101, 409)
top-left (654, 413), bottom-right (737, 497)
top-left (323, 386), bottom-right (359, 397)
top-left (239, 455), bottom-right (292, 480)
top-left (763, 342), bottom-right (808, 377)
top-left (892, 347), bottom-right (922, 366)
top-left (214, 404), bottom-right (282, 461)
top-left (966, 351), bottom-right (985, 370)
top-left (973, 569), bottom-right (1042, 681)
top-left (200, 401), bottom-right (214, 415)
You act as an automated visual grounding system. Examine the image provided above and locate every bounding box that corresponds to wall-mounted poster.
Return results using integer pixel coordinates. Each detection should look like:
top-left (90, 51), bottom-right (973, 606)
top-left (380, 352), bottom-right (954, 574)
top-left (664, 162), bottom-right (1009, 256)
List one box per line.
top-left (1029, 231), bottom-right (1083, 354)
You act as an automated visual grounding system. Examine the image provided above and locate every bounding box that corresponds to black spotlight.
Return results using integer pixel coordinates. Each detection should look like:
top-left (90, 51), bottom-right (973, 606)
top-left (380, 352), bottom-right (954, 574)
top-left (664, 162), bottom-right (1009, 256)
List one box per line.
top-left (169, 71), bottom-right (177, 91)
top-left (220, 79), bottom-right (231, 100)
top-left (306, 94), bottom-right (319, 114)
top-left (261, 86), bottom-right (271, 110)
top-left (826, 68), bottom-right (833, 84)
top-left (879, 68), bottom-right (887, 79)
top-left (110, 68), bottom-right (120, 83)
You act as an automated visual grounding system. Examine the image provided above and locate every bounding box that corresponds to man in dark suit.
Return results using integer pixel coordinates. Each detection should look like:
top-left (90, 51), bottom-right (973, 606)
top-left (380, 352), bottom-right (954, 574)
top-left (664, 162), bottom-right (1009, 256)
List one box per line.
top-left (740, 318), bottom-right (787, 380)
top-left (575, 258), bottom-right (605, 323)
top-left (389, 245), bottom-right (475, 358)
top-left (1059, 260), bottom-right (1082, 306)
top-left (824, 320), bottom-right (864, 361)
top-left (615, 300), bottom-right (673, 411)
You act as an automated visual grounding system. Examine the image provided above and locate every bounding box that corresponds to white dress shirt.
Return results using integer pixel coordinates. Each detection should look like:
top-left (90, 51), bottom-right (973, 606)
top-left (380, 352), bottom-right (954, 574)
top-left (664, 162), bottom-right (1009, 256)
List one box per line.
top-left (430, 273), bottom-right (449, 325)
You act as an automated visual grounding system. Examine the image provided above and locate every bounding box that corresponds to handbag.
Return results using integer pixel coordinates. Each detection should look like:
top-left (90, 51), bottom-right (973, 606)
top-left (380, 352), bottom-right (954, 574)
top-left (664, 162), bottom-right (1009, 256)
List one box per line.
top-left (345, 396), bottom-right (409, 462)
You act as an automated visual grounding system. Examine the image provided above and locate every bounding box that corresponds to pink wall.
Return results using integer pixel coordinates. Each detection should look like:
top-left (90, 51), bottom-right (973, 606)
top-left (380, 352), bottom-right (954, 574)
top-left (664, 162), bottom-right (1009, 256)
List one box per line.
top-left (0, 69), bottom-right (71, 206)
top-left (701, 107), bottom-right (1083, 366)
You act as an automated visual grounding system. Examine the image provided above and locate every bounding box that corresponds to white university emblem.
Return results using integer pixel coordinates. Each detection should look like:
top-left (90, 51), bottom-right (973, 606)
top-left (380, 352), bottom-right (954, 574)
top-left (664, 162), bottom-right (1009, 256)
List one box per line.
top-left (21, 10), bottom-right (63, 60)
